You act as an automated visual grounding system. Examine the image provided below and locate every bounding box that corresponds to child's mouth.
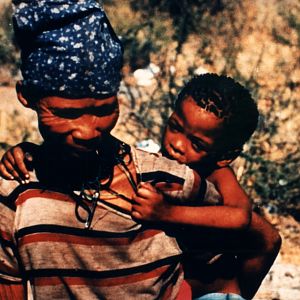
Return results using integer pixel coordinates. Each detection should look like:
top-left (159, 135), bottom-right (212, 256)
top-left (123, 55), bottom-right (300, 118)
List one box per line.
top-left (161, 147), bottom-right (184, 164)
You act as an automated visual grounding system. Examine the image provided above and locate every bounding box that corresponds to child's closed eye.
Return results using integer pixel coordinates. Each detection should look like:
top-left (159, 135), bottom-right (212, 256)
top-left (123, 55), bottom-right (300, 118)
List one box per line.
top-left (190, 138), bottom-right (206, 153)
top-left (168, 119), bottom-right (182, 133)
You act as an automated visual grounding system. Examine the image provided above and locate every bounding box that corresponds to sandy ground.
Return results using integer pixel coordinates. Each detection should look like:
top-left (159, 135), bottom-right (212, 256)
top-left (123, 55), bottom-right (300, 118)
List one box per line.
top-left (0, 86), bottom-right (299, 299)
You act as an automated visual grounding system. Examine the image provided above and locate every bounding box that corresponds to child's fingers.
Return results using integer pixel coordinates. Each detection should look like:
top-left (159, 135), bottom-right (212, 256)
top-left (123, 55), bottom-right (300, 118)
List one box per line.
top-left (0, 162), bottom-right (14, 180)
top-left (3, 150), bottom-right (16, 166)
top-left (131, 210), bottom-right (142, 220)
top-left (12, 147), bottom-right (30, 179)
top-left (3, 149), bottom-right (28, 182)
top-left (1, 158), bottom-right (21, 181)
top-left (154, 182), bottom-right (173, 190)
top-left (137, 182), bottom-right (160, 196)
top-left (136, 187), bottom-right (155, 199)
top-left (132, 194), bottom-right (146, 205)
top-left (131, 202), bottom-right (146, 220)
top-left (139, 182), bottom-right (158, 192)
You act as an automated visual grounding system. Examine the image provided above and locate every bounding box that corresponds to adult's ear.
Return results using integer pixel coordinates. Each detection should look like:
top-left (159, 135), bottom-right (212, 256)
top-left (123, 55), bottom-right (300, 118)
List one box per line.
top-left (16, 81), bottom-right (35, 109)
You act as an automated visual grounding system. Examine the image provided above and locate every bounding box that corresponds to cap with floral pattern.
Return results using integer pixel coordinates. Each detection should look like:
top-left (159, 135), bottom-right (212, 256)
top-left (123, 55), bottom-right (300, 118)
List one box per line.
top-left (13, 0), bottom-right (123, 98)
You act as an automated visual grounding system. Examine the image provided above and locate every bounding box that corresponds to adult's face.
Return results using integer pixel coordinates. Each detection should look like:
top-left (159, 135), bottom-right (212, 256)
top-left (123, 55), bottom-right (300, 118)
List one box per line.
top-left (35, 95), bottom-right (119, 157)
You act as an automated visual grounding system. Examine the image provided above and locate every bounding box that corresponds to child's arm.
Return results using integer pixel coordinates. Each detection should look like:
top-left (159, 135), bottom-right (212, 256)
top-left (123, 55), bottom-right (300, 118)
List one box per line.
top-left (132, 171), bottom-right (281, 299)
top-left (238, 212), bottom-right (281, 299)
top-left (0, 142), bottom-right (38, 183)
top-left (132, 167), bottom-right (251, 231)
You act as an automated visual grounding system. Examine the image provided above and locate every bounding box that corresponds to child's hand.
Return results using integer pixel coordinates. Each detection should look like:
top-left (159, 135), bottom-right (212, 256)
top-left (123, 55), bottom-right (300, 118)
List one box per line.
top-left (132, 182), bottom-right (172, 222)
top-left (0, 142), bottom-right (36, 184)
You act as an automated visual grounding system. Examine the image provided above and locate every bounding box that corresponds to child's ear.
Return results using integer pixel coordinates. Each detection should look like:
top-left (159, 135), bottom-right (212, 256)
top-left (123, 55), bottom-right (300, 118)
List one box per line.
top-left (216, 158), bottom-right (234, 168)
top-left (16, 81), bottom-right (35, 109)
top-left (215, 148), bottom-right (242, 167)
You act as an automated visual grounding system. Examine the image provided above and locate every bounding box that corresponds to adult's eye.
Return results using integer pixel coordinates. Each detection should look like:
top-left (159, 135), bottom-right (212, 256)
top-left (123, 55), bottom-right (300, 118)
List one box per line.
top-left (94, 108), bottom-right (116, 117)
top-left (52, 109), bottom-right (81, 119)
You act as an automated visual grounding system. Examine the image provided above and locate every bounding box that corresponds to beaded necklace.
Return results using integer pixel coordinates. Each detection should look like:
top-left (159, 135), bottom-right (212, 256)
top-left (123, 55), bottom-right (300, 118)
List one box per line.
top-left (75, 141), bottom-right (137, 229)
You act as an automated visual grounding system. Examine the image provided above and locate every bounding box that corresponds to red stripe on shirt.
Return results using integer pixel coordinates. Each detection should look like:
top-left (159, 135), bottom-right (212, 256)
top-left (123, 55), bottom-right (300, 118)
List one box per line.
top-left (16, 189), bottom-right (73, 206)
top-left (155, 182), bottom-right (184, 192)
top-left (191, 170), bottom-right (201, 197)
top-left (34, 264), bottom-right (172, 287)
top-left (18, 228), bottom-right (162, 247)
top-left (0, 229), bottom-right (13, 242)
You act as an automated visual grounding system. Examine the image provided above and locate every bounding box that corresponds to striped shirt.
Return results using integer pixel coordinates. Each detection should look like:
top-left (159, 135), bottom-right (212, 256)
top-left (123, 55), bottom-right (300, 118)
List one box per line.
top-left (0, 147), bottom-right (209, 299)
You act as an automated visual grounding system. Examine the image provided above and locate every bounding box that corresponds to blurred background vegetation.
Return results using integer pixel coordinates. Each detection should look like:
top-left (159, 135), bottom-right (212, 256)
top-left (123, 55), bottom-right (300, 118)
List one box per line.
top-left (0, 0), bottom-right (299, 218)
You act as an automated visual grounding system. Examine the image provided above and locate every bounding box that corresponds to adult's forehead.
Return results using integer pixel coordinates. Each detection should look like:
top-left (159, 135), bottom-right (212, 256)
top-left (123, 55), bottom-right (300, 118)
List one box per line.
top-left (37, 95), bottom-right (119, 108)
top-left (13, 0), bottom-right (123, 99)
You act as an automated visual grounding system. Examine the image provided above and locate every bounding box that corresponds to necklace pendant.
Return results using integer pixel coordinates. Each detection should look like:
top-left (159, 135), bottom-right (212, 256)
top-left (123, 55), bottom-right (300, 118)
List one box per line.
top-left (84, 193), bottom-right (99, 229)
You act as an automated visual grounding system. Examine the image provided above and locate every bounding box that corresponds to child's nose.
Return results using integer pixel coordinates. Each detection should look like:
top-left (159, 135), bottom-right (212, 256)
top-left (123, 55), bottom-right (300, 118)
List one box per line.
top-left (172, 138), bottom-right (186, 155)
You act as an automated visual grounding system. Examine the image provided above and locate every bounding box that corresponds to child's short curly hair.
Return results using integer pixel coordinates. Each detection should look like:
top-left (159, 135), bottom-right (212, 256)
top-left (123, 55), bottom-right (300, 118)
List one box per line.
top-left (175, 73), bottom-right (259, 157)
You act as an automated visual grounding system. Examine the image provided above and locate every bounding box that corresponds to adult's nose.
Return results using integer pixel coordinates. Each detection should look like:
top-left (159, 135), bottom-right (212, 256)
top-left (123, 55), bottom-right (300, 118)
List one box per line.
top-left (72, 116), bottom-right (101, 141)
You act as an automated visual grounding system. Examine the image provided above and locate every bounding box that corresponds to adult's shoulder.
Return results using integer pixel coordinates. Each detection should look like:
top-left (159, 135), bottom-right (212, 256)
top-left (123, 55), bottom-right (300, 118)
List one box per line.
top-left (0, 170), bottom-right (38, 198)
top-left (0, 177), bottom-right (20, 198)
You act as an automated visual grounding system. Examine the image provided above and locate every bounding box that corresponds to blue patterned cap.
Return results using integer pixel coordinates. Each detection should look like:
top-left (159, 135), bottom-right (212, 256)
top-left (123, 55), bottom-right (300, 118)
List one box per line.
top-left (12, 0), bottom-right (123, 98)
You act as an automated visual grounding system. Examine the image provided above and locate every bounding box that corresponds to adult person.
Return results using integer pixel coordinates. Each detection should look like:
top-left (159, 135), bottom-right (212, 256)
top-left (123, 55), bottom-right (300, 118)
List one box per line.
top-left (1, 74), bottom-right (282, 299)
top-left (0, 1), bottom-right (218, 299)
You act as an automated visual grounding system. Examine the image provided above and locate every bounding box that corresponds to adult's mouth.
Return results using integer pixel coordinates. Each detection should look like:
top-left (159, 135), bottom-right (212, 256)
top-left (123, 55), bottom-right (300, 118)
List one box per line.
top-left (55, 143), bottom-right (99, 159)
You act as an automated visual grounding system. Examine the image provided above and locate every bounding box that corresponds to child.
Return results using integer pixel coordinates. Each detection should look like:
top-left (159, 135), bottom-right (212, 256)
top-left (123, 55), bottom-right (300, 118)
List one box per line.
top-left (132, 74), bottom-right (281, 299)
top-left (0, 74), bottom-right (281, 299)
